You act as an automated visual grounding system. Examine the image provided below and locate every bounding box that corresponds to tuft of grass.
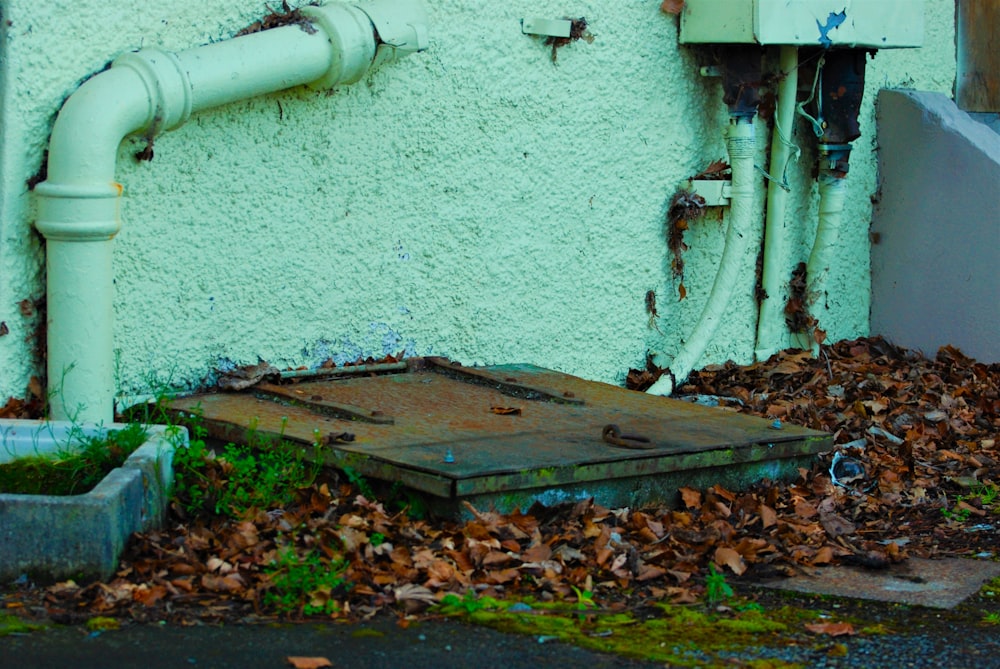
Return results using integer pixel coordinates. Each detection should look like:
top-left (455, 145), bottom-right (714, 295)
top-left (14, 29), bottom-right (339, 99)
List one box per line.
top-left (941, 483), bottom-right (1000, 523)
top-left (0, 423), bottom-right (148, 495)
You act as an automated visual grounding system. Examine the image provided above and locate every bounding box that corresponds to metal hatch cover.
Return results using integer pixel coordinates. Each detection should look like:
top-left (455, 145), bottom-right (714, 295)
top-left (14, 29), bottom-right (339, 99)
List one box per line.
top-left (166, 357), bottom-right (831, 512)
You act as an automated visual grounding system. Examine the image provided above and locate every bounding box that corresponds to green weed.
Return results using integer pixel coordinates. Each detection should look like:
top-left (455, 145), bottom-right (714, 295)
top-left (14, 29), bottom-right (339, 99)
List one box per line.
top-left (972, 483), bottom-right (999, 507)
top-left (263, 546), bottom-right (350, 617)
top-left (570, 585), bottom-right (597, 611)
top-left (388, 480), bottom-right (428, 520)
top-left (941, 483), bottom-right (999, 523)
top-left (342, 466), bottom-right (375, 500)
top-left (0, 613), bottom-right (46, 636)
top-left (705, 564), bottom-right (734, 604)
top-left (941, 506), bottom-right (973, 523)
top-left (168, 406), bottom-right (324, 519)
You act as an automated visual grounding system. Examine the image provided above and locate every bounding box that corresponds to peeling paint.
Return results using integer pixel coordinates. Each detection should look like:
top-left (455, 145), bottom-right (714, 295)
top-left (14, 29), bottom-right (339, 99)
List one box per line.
top-left (817, 10), bottom-right (848, 48)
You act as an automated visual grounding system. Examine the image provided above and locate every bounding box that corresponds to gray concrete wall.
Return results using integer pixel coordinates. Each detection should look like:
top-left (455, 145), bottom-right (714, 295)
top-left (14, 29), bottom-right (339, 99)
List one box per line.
top-left (871, 90), bottom-right (1000, 363)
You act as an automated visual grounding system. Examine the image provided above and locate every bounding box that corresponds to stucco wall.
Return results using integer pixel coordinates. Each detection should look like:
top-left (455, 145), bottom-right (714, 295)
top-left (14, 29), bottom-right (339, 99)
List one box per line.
top-left (0, 1), bottom-right (956, 408)
top-left (872, 90), bottom-right (1000, 363)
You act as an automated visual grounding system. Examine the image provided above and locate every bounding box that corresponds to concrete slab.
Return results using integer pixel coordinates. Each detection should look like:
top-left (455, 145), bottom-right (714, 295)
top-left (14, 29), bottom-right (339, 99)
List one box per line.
top-left (759, 557), bottom-right (1000, 609)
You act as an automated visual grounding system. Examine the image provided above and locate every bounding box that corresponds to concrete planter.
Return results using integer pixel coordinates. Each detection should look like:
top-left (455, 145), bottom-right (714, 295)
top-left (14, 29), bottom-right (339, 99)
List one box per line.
top-left (0, 420), bottom-right (185, 583)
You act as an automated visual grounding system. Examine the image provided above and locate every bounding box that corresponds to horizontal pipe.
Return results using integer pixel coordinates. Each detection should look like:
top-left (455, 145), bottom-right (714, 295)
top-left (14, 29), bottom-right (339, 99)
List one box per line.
top-left (35, 1), bottom-right (428, 423)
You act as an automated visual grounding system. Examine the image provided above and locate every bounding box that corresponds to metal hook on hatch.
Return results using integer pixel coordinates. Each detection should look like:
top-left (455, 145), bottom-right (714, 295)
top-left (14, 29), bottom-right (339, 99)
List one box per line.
top-left (602, 424), bottom-right (655, 450)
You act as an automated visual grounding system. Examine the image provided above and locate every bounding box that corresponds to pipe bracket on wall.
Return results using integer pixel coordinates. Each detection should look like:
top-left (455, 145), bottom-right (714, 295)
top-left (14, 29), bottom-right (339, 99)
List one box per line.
top-left (520, 18), bottom-right (573, 38)
top-left (687, 179), bottom-right (731, 207)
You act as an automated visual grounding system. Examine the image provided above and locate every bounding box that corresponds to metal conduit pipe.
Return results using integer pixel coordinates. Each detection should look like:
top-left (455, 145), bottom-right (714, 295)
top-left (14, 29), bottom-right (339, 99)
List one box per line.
top-left (647, 117), bottom-right (757, 396)
top-left (34, 0), bottom-right (428, 423)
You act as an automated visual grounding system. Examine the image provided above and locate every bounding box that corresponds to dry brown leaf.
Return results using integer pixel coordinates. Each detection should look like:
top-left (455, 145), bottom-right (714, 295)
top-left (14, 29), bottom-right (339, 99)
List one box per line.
top-left (819, 512), bottom-right (856, 538)
top-left (660, 0), bottom-right (685, 15)
top-left (486, 568), bottom-right (521, 585)
top-left (713, 546), bottom-right (747, 575)
top-left (482, 550), bottom-right (515, 567)
top-left (132, 584), bottom-right (168, 607)
top-left (759, 504), bottom-right (777, 529)
top-left (286, 657), bottom-right (333, 669)
top-left (811, 546), bottom-right (835, 565)
top-left (393, 583), bottom-right (437, 605)
top-left (679, 487), bottom-right (702, 509)
top-left (805, 621), bottom-right (856, 636)
top-left (200, 573), bottom-right (244, 593)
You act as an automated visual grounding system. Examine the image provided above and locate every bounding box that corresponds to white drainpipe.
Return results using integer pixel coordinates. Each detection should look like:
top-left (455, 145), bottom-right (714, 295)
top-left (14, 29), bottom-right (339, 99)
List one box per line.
top-left (753, 45), bottom-right (799, 362)
top-left (647, 117), bottom-right (756, 396)
top-left (34, 0), bottom-right (428, 423)
top-left (801, 159), bottom-right (848, 354)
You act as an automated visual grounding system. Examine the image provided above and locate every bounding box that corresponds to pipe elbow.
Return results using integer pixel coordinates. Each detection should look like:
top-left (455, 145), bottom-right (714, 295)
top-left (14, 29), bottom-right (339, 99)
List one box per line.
top-left (41, 66), bottom-right (155, 188)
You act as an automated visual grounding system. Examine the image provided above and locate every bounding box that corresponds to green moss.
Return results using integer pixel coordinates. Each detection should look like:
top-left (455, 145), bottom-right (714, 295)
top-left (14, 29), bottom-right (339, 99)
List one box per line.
top-left (438, 596), bottom-right (815, 668)
top-left (980, 576), bottom-right (1000, 599)
top-left (351, 628), bottom-right (385, 638)
top-left (0, 613), bottom-right (46, 636)
top-left (85, 616), bottom-right (121, 632)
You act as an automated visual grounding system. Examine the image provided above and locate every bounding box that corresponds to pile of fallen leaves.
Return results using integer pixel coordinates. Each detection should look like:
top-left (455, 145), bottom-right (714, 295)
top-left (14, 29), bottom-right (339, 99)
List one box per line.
top-left (18, 338), bottom-right (1000, 624)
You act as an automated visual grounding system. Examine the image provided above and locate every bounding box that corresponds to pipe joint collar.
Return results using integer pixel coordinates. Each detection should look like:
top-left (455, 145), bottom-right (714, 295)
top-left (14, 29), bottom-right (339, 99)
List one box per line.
top-left (357, 0), bottom-right (429, 68)
top-left (34, 182), bottom-right (122, 241)
top-left (301, 3), bottom-right (379, 86)
top-left (113, 49), bottom-right (193, 133)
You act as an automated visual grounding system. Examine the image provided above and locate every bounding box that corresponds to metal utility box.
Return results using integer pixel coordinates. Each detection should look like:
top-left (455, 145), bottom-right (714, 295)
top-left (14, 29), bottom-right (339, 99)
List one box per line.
top-left (679, 0), bottom-right (924, 48)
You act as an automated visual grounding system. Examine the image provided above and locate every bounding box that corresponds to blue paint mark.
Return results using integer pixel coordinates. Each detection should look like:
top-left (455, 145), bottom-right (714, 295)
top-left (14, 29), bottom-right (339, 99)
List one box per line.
top-left (816, 10), bottom-right (847, 48)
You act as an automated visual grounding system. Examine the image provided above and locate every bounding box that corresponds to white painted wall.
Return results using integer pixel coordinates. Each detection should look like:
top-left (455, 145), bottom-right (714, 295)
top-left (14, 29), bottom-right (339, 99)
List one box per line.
top-left (0, 1), bottom-right (956, 409)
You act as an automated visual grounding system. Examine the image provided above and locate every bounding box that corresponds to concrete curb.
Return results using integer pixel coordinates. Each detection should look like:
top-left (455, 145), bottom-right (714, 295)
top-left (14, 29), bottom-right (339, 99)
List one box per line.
top-left (0, 421), bottom-right (186, 583)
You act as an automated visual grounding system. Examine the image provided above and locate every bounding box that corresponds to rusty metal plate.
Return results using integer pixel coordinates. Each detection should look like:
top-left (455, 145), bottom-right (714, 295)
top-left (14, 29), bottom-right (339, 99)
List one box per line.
top-left (166, 358), bottom-right (831, 503)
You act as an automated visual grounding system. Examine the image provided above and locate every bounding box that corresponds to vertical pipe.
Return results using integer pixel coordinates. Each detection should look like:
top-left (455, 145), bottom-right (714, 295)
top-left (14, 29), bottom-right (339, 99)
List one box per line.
top-left (45, 240), bottom-right (117, 422)
top-left (647, 118), bottom-right (756, 396)
top-left (804, 162), bottom-right (848, 354)
top-left (754, 45), bottom-right (799, 362)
